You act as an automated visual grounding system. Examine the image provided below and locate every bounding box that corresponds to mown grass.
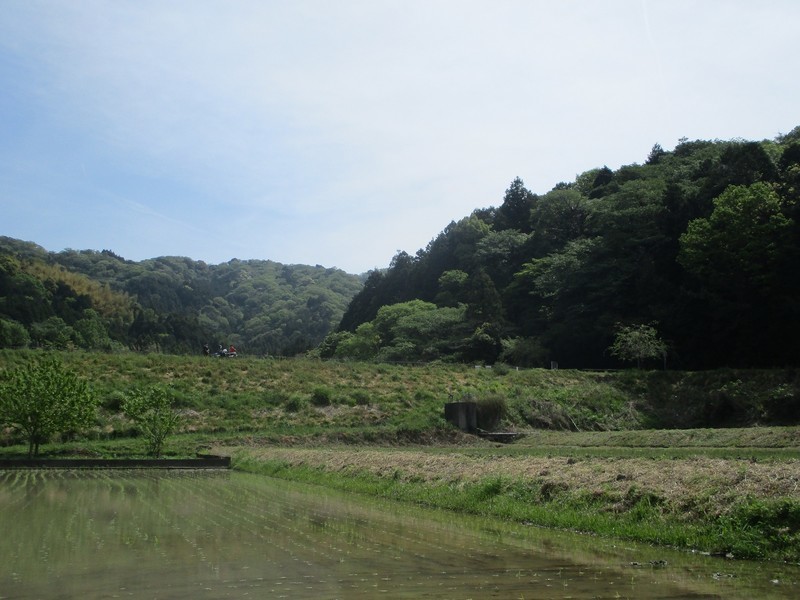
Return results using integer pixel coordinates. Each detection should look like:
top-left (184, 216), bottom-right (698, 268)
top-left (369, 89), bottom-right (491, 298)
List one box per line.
top-left (233, 451), bottom-right (800, 563)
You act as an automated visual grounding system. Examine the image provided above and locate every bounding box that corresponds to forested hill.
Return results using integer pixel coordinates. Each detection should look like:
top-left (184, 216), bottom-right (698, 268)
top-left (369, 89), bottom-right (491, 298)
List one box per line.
top-left (0, 237), bottom-right (363, 355)
top-left (323, 129), bottom-right (800, 370)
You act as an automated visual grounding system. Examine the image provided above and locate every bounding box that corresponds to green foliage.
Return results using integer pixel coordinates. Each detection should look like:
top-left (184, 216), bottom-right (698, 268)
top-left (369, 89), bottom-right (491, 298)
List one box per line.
top-left (608, 323), bottom-right (667, 369)
top-left (0, 318), bottom-right (30, 348)
top-left (310, 386), bottom-right (333, 407)
top-left (334, 300), bottom-right (471, 363)
top-left (677, 182), bottom-right (797, 366)
top-left (1, 351), bottom-right (798, 460)
top-left (284, 393), bottom-right (309, 413)
top-left (334, 323), bottom-right (379, 360)
top-left (0, 237), bottom-right (363, 356)
top-left (6, 351), bottom-right (800, 449)
top-left (434, 269), bottom-right (469, 306)
top-left (528, 188), bottom-right (588, 255)
top-left (497, 337), bottom-right (547, 368)
top-left (679, 183), bottom-right (793, 287)
top-left (494, 177), bottom-right (535, 232)
top-left (0, 357), bottom-right (97, 457)
top-left (473, 393), bottom-right (507, 431)
top-left (332, 132), bottom-right (800, 369)
top-left (72, 309), bottom-right (113, 350)
top-left (723, 498), bottom-right (800, 560)
top-left (122, 386), bottom-right (181, 457)
top-left (30, 316), bottom-right (76, 350)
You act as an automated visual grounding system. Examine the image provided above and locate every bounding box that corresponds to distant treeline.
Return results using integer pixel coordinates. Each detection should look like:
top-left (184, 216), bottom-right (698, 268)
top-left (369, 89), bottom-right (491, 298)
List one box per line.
top-left (0, 239), bottom-right (363, 356)
top-left (322, 128), bottom-right (800, 369)
top-left (4, 128), bottom-right (799, 368)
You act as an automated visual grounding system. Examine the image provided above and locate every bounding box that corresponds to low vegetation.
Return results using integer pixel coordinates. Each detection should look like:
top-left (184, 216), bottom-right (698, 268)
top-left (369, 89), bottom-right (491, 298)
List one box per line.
top-left (1, 349), bottom-right (799, 562)
top-left (232, 446), bottom-right (800, 562)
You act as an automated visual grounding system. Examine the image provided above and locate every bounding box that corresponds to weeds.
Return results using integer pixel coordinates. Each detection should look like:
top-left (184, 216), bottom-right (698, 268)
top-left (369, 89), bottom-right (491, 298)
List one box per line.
top-left (474, 394), bottom-right (507, 431)
top-left (2, 349), bottom-right (800, 562)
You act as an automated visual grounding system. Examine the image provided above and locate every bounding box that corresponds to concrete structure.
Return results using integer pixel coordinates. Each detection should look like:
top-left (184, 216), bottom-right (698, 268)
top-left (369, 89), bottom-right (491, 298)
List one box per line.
top-left (444, 401), bottom-right (477, 433)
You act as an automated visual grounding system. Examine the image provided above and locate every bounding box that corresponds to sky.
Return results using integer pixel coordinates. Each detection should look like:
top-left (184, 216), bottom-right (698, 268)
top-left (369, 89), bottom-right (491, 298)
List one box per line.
top-left (1, 1), bottom-right (798, 274)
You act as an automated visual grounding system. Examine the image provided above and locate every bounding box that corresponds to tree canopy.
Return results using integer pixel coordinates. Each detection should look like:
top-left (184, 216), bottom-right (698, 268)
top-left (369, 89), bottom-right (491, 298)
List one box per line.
top-left (0, 357), bottom-right (97, 457)
top-left (4, 129), bottom-right (799, 369)
top-left (326, 131), bottom-right (800, 369)
top-left (0, 239), bottom-right (363, 356)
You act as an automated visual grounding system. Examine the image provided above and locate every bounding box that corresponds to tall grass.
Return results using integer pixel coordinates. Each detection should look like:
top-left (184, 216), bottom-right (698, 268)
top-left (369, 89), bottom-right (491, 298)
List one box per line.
top-left (1, 350), bottom-right (799, 453)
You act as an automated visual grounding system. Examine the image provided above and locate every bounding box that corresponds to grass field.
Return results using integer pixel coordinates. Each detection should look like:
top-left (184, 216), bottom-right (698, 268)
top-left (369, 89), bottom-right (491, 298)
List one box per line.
top-left (1, 349), bottom-right (799, 561)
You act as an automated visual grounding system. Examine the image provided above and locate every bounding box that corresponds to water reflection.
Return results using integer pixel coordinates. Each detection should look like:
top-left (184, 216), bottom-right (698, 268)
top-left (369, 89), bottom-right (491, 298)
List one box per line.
top-left (0, 469), bottom-right (797, 599)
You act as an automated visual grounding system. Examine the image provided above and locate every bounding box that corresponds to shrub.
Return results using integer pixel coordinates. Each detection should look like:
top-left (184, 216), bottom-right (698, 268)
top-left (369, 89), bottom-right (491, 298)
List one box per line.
top-left (103, 389), bottom-right (127, 411)
top-left (475, 394), bottom-right (507, 431)
top-left (284, 393), bottom-right (308, 413)
top-left (763, 383), bottom-right (800, 423)
top-left (525, 397), bottom-right (576, 430)
top-left (608, 322), bottom-right (667, 369)
top-left (350, 390), bottom-right (371, 406)
top-left (491, 362), bottom-right (511, 376)
top-left (122, 386), bottom-right (181, 458)
top-left (310, 386), bottom-right (333, 407)
top-left (0, 318), bottom-right (30, 348)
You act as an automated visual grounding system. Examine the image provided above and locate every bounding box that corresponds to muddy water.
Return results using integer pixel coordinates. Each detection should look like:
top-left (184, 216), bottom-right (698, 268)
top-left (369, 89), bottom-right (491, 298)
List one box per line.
top-left (0, 470), bottom-right (798, 599)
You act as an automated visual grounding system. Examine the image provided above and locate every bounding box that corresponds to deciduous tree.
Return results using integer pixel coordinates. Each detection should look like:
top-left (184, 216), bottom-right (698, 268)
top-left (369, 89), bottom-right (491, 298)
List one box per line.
top-left (608, 323), bottom-right (667, 369)
top-left (122, 386), bottom-right (181, 458)
top-left (0, 357), bottom-right (97, 457)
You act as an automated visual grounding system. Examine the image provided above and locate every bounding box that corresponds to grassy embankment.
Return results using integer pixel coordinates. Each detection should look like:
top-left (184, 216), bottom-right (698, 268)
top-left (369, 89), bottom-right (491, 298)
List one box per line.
top-left (1, 349), bottom-right (799, 561)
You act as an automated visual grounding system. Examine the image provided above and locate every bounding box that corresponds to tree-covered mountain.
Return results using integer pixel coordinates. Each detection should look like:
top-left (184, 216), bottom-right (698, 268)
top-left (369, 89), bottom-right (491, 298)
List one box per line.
top-left (0, 237), bottom-right (363, 355)
top-left (322, 128), bottom-right (800, 369)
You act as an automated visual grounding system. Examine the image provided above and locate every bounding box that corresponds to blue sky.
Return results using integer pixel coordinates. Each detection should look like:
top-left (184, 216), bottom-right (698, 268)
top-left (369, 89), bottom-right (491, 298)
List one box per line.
top-left (2, 1), bottom-right (798, 274)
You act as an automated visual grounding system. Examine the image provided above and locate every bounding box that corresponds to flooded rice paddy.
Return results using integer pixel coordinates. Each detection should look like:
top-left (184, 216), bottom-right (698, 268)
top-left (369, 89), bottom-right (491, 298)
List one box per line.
top-left (1, 469), bottom-right (798, 599)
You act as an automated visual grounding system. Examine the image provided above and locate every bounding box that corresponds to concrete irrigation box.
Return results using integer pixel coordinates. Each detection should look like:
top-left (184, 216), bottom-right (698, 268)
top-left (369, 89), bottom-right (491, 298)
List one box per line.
top-left (444, 401), bottom-right (477, 433)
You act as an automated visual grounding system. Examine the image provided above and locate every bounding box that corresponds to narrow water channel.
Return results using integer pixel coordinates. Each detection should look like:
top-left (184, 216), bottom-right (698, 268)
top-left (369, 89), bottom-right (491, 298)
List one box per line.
top-left (0, 469), bottom-right (797, 599)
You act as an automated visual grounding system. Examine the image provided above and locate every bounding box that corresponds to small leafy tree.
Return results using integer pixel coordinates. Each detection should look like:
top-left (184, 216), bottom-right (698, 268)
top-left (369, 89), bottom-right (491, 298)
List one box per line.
top-left (0, 357), bottom-right (97, 457)
top-left (608, 323), bottom-right (667, 369)
top-left (122, 386), bottom-right (181, 458)
top-left (0, 318), bottom-right (30, 348)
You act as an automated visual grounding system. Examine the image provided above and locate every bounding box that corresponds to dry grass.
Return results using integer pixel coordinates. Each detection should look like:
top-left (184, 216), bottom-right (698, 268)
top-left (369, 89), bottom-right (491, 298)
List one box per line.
top-left (226, 446), bottom-right (800, 517)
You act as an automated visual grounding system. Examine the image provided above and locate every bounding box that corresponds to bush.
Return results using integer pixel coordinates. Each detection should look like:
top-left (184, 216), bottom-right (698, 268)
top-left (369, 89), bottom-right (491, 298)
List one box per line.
top-left (475, 394), bottom-right (507, 431)
top-left (103, 390), bottom-right (127, 411)
top-left (284, 393), bottom-right (308, 413)
top-left (122, 386), bottom-right (181, 458)
top-left (350, 390), bottom-right (371, 406)
top-left (0, 318), bottom-right (30, 348)
top-left (498, 337), bottom-right (547, 368)
top-left (525, 397), bottom-right (576, 430)
top-left (491, 362), bottom-right (511, 376)
top-left (763, 383), bottom-right (800, 423)
top-left (310, 386), bottom-right (333, 407)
